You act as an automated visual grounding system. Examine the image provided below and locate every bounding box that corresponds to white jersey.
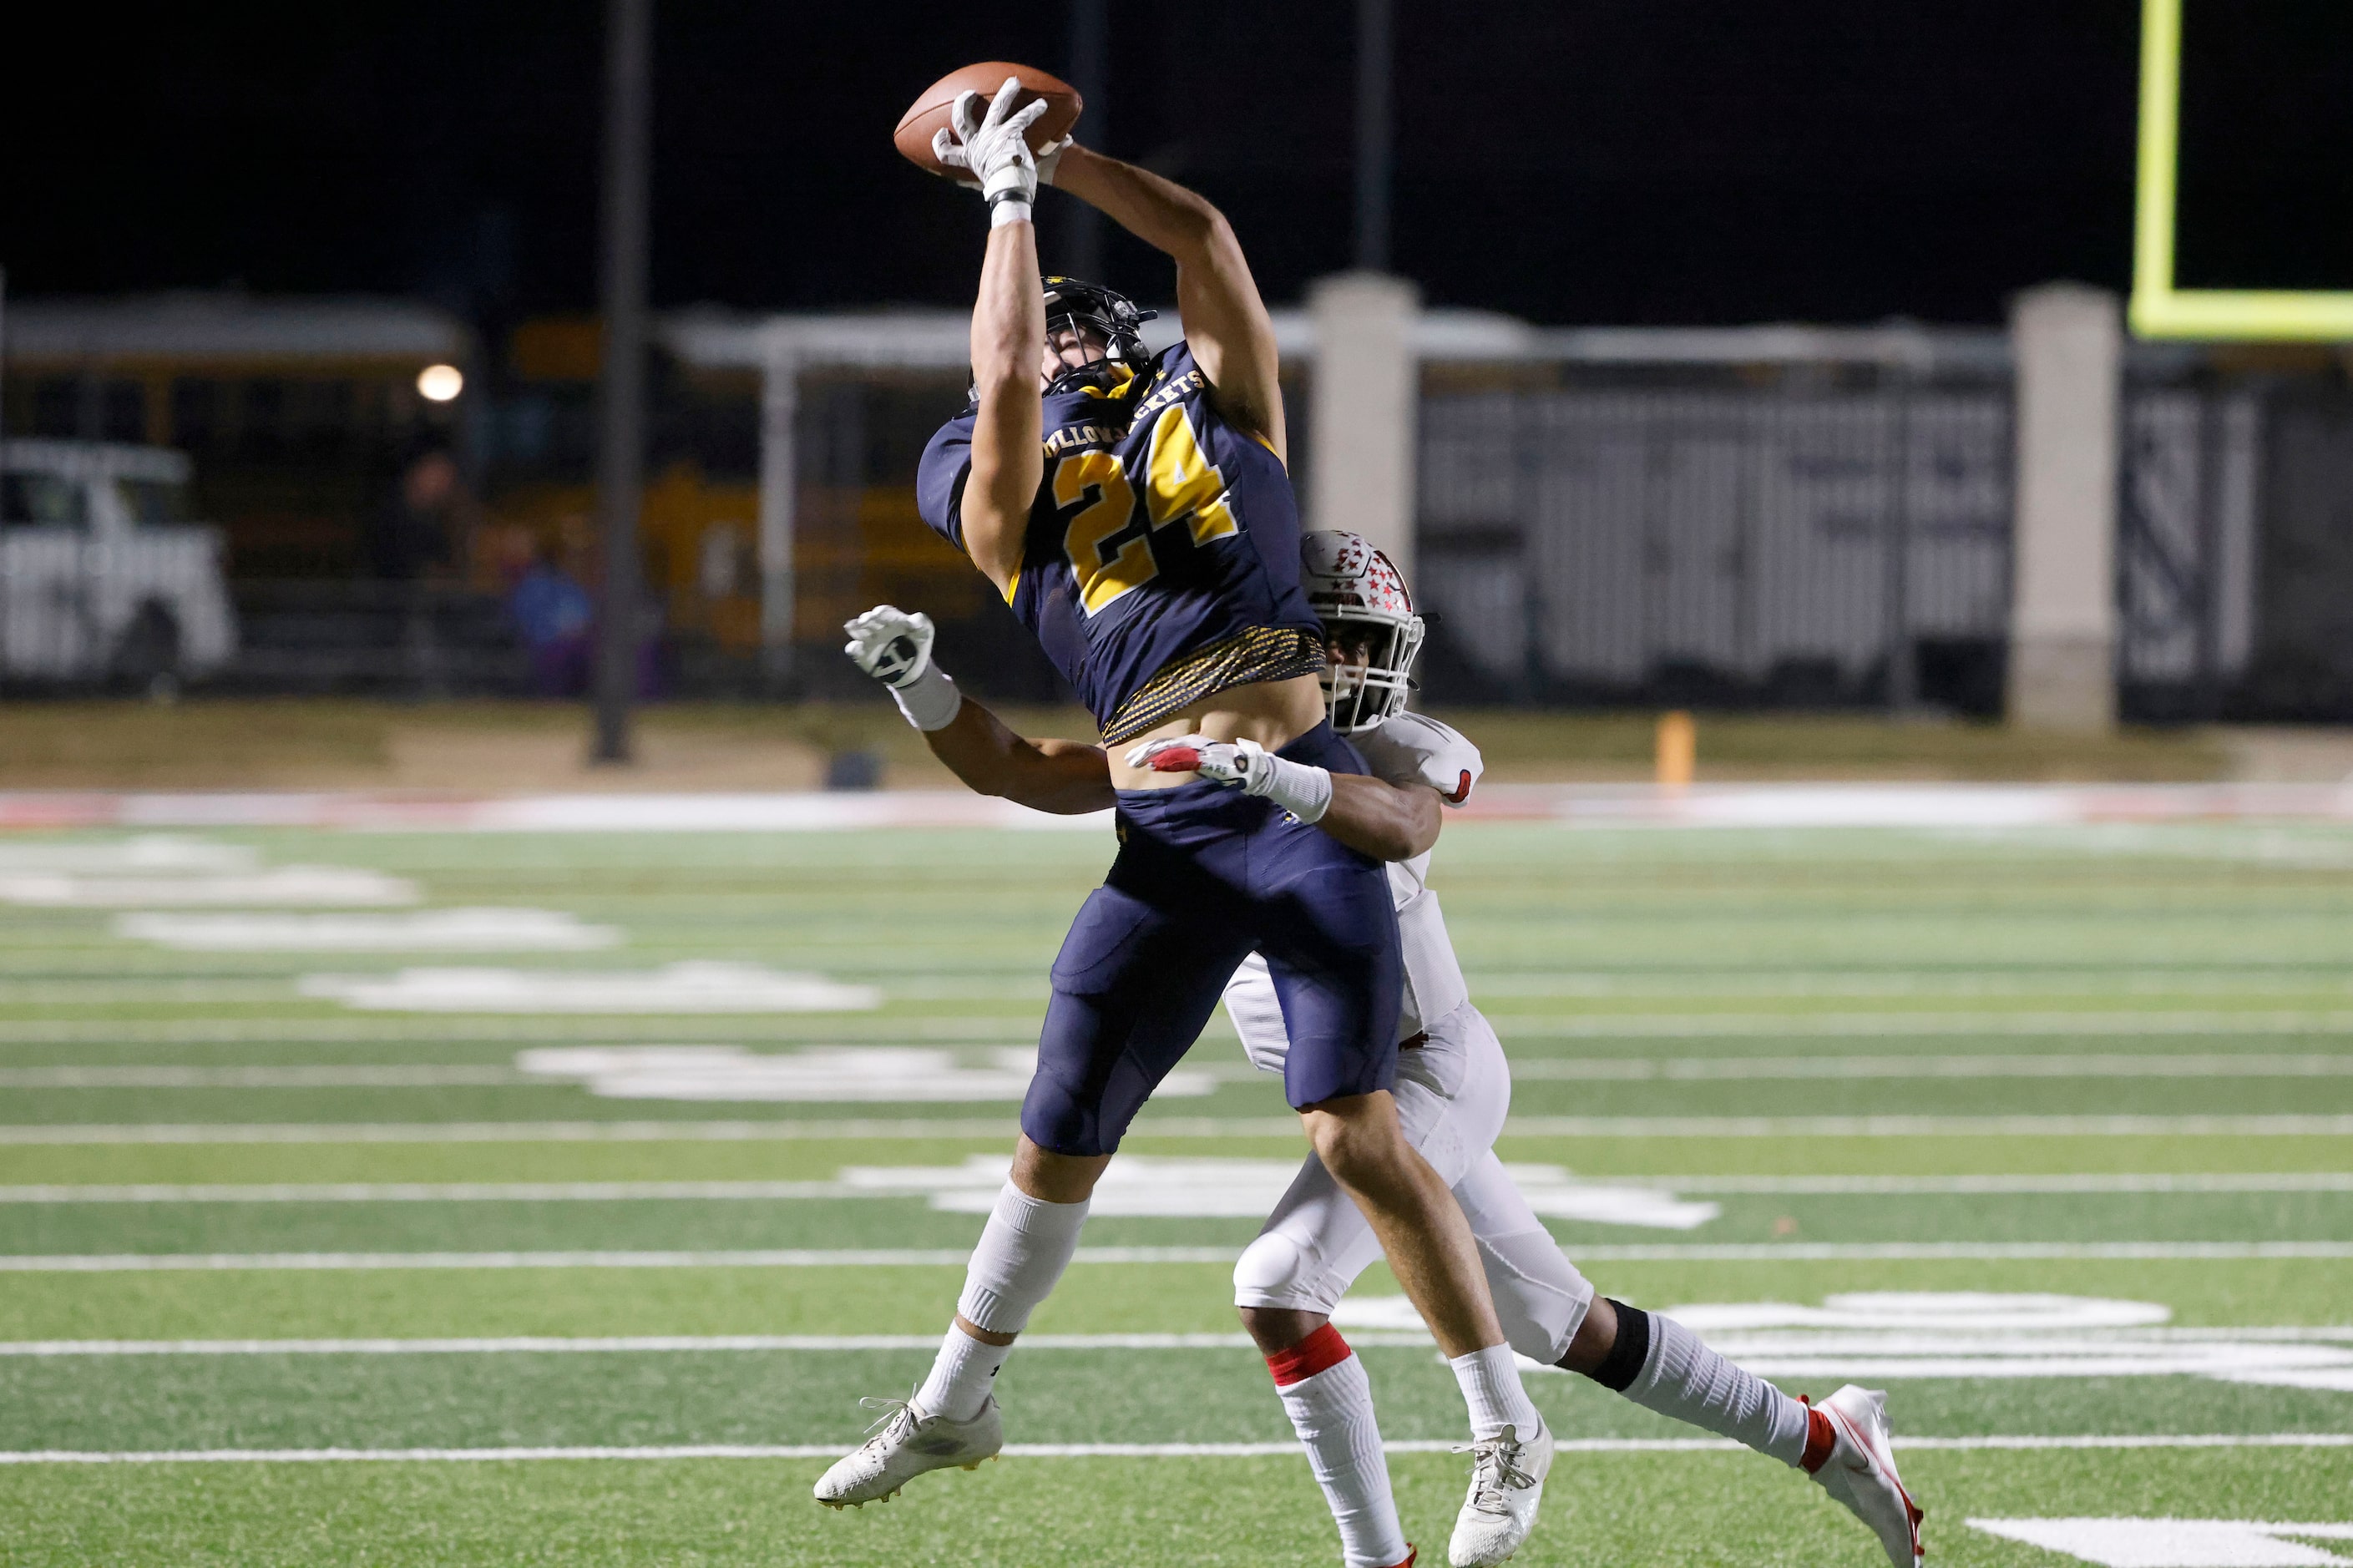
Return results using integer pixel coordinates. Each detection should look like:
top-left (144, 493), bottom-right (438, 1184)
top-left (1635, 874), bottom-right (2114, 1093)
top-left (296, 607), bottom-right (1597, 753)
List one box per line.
top-left (1222, 711), bottom-right (1484, 1091)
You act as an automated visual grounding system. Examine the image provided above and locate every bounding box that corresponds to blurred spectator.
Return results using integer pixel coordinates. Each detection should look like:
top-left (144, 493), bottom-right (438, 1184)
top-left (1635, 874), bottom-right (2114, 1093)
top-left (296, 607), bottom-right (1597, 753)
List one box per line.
top-left (509, 530), bottom-right (595, 697)
top-left (367, 446), bottom-right (478, 696)
top-left (368, 448), bottom-right (468, 582)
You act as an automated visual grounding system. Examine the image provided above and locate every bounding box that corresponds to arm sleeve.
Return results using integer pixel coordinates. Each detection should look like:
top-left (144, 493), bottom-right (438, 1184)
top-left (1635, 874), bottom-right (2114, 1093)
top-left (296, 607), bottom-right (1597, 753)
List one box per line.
top-left (1354, 713), bottom-right (1485, 807)
top-left (914, 414), bottom-right (979, 552)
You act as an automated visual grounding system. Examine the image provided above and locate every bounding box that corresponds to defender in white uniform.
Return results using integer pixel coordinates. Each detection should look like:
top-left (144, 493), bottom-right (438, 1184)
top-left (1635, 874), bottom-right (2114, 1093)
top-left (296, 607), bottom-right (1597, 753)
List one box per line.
top-left (837, 529), bottom-right (1925, 1568)
top-left (1218, 707), bottom-right (1596, 1372)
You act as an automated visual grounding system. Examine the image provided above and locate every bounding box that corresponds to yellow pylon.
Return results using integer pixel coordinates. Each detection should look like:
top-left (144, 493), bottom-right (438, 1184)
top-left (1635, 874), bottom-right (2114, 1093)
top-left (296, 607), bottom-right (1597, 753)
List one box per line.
top-left (1656, 711), bottom-right (1696, 791)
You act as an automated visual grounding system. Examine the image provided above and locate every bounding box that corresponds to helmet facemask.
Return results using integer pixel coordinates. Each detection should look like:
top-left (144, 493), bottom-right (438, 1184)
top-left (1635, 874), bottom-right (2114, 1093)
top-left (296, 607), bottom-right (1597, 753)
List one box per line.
top-left (1319, 607), bottom-right (1426, 733)
top-left (1039, 277), bottom-right (1156, 395)
top-left (1301, 529), bottom-right (1425, 734)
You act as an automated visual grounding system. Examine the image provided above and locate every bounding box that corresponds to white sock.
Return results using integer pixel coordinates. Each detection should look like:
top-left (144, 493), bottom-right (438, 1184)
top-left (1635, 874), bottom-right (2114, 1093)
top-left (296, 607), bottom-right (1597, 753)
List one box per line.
top-left (1449, 1343), bottom-right (1542, 1442)
top-left (915, 1181), bottom-right (1090, 1423)
top-left (1627, 1311), bottom-right (1811, 1464)
top-left (954, 1181), bottom-right (1090, 1333)
top-left (1269, 1327), bottom-right (1409, 1568)
top-left (914, 1322), bottom-right (1006, 1424)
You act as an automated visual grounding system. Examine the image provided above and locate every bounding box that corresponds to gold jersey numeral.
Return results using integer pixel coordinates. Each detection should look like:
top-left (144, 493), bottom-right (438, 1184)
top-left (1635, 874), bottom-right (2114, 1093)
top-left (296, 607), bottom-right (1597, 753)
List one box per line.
top-left (1144, 404), bottom-right (1238, 544)
top-left (1052, 407), bottom-right (1239, 618)
top-left (1055, 451), bottom-right (1152, 615)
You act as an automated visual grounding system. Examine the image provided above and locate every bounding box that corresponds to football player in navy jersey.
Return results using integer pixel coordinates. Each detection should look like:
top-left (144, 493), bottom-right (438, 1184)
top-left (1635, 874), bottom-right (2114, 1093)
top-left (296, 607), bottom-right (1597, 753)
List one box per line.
top-left (830, 533), bottom-right (1925, 1568)
top-left (815, 79), bottom-right (1552, 1567)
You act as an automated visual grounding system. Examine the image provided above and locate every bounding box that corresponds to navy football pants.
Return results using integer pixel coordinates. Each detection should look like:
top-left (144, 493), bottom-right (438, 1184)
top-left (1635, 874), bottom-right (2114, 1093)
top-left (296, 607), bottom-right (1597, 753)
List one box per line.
top-left (1021, 721), bottom-right (1405, 1156)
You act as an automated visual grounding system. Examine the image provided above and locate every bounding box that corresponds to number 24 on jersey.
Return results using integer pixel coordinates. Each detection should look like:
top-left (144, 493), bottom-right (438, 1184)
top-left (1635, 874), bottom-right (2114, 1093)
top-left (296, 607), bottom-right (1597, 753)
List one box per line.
top-left (1051, 405), bottom-right (1238, 615)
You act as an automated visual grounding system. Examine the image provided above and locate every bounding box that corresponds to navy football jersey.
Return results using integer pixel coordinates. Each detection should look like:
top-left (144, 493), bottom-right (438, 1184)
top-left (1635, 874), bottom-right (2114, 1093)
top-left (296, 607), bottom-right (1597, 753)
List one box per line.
top-left (914, 341), bottom-right (1323, 738)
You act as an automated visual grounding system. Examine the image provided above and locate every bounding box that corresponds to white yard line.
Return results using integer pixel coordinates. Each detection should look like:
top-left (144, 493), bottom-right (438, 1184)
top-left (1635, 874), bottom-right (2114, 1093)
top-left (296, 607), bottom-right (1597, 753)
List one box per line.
top-left (1461, 972), bottom-right (2353, 999)
top-left (1498, 1116), bottom-right (2353, 1138)
top-left (5, 1012), bottom-right (2353, 1048)
top-left (0, 1120), bottom-right (1065, 1144)
top-left (0, 1018), bottom-right (1055, 1044)
top-left (0, 867), bottom-right (418, 909)
top-left (1484, 1013), bottom-right (2353, 1037)
top-left (0, 1181), bottom-right (878, 1203)
top-left (1612, 1173), bottom-right (2353, 1195)
top-left (1505, 1053), bottom-right (2353, 1081)
top-left (1561, 1242), bottom-right (2353, 1261)
top-left (2, 1054), bottom-right (2341, 1093)
top-left (0, 1333), bottom-right (1341, 1356)
top-left (10, 1173), bottom-right (2345, 1204)
top-left (296, 963), bottom-right (879, 1015)
top-left (0, 1247), bottom-right (1250, 1272)
top-left (3, 1434), bottom-right (2349, 1464)
top-left (0, 985), bottom-right (312, 1007)
top-left (114, 909), bottom-right (620, 953)
top-left (8, 1114), bottom-right (2353, 1145)
top-left (9, 1241), bottom-right (2353, 1272)
top-left (0, 1067), bottom-right (527, 1089)
top-left (12, 1328), bottom-right (2353, 1357)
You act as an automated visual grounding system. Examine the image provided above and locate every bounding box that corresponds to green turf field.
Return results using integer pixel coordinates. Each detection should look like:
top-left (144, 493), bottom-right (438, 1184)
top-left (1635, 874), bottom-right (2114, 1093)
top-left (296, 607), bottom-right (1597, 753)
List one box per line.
top-left (3, 817), bottom-right (2350, 1565)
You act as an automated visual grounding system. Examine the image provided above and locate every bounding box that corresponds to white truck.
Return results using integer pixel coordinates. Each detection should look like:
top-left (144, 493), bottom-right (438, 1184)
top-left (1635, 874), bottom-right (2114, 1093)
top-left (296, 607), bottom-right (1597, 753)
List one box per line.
top-left (0, 439), bottom-right (237, 692)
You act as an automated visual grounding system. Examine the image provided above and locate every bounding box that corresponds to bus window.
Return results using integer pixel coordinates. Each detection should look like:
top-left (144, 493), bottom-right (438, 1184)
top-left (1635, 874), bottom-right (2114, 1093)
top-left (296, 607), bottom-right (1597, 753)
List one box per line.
top-left (240, 380), bottom-right (287, 458)
top-left (103, 381), bottom-right (147, 442)
top-left (30, 379), bottom-right (76, 438)
top-left (1, 473), bottom-right (89, 529)
top-left (172, 379), bottom-right (222, 450)
top-left (296, 380), bottom-right (357, 458)
top-left (115, 477), bottom-right (195, 526)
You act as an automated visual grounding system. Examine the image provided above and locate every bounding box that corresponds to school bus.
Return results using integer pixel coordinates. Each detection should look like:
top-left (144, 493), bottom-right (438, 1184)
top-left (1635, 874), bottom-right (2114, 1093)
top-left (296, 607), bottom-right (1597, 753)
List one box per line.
top-left (2, 294), bottom-right (474, 580)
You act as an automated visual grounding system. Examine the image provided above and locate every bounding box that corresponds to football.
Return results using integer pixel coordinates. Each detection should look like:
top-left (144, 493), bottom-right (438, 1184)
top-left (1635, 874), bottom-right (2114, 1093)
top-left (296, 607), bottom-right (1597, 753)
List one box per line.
top-left (893, 61), bottom-right (1083, 179)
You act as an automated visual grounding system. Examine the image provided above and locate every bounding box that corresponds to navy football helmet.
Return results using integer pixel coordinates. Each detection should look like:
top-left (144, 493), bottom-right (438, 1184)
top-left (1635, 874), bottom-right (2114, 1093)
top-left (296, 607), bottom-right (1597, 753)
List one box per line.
top-left (1040, 276), bottom-right (1156, 393)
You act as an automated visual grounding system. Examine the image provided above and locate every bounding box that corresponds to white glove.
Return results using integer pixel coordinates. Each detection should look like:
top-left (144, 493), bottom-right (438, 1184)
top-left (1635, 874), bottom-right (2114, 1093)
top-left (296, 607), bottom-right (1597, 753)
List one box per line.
top-left (843, 605), bottom-right (962, 731)
top-left (1124, 734), bottom-right (1333, 822)
top-left (931, 78), bottom-right (1057, 226)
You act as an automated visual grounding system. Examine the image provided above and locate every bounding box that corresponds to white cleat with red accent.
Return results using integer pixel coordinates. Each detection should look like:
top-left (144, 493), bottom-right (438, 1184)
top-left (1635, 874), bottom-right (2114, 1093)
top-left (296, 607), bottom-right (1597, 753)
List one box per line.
top-left (1810, 1385), bottom-right (1925, 1568)
top-left (1447, 1417), bottom-right (1552, 1566)
top-left (812, 1395), bottom-right (1001, 1509)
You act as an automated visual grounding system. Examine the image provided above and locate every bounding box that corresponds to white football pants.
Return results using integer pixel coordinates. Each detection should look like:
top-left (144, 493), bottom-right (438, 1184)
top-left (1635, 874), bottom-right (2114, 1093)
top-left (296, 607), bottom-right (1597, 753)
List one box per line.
top-left (1232, 1003), bottom-right (1595, 1363)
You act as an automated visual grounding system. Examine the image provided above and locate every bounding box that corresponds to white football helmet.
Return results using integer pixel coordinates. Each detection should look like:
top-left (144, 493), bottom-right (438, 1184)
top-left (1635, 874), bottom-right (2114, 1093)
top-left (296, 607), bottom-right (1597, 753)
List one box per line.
top-left (1301, 529), bottom-right (1425, 733)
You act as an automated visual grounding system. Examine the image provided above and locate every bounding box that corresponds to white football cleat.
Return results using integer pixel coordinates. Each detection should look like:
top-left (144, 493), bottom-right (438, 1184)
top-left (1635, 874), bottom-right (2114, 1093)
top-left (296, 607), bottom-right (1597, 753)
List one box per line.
top-left (812, 1395), bottom-right (1002, 1509)
top-left (1810, 1385), bottom-right (1925, 1568)
top-left (1447, 1418), bottom-right (1552, 1566)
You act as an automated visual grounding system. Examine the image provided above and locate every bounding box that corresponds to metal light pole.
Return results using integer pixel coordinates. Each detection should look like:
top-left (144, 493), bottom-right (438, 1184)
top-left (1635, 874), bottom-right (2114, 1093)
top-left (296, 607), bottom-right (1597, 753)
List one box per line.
top-left (1354, 0), bottom-right (1394, 272)
top-left (592, 0), bottom-right (653, 764)
top-left (1066, 0), bottom-right (1110, 281)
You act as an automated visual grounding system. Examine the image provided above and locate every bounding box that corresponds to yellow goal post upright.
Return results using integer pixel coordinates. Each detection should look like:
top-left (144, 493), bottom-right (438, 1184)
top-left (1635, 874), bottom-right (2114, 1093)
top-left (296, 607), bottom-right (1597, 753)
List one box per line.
top-left (2132, 0), bottom-right (2353, 340)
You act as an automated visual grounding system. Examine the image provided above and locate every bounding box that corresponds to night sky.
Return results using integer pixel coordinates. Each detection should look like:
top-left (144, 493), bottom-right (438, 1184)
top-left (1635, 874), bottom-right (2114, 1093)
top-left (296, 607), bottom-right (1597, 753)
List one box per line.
top-left (6, 2), bottom-right (2347, 328)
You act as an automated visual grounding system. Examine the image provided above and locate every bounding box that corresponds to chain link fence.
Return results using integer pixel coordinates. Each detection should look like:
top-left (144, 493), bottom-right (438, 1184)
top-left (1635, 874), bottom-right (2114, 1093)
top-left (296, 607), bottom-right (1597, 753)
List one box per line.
top-left (23, 315), bottom-right (2341, 721)
top-left (1413, 357), bottom-right (2308, 721)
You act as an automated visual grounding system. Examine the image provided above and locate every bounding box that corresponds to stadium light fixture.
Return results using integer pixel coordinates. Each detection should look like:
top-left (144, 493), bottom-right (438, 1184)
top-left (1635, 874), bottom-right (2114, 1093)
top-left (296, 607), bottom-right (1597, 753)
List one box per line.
top-left (2132, 0), bottom-right (2353, 340)
top-left (416, 364), bottom-right (465, 402)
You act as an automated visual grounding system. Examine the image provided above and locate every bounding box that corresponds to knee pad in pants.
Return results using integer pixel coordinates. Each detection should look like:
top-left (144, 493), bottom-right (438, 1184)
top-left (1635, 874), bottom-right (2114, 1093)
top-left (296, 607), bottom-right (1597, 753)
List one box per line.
top-left (1233, 1228), bottom-right (1346, 1315)
top-left (1478, 1227), bottom-right (1596, 1365)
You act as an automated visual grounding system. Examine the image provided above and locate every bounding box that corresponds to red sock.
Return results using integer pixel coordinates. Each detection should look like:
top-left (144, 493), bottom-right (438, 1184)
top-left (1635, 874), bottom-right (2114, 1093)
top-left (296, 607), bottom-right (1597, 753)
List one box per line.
top-left (1799, 1399), bottom-right (1836, 1473)
top-left (1264, 1322), bottom-right (1354, 1385)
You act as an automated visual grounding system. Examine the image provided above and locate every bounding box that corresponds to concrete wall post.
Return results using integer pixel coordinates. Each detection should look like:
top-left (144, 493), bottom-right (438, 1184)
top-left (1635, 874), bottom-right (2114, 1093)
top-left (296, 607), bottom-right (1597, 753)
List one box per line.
top-left (1308, 272), bottom-right (1419, 580)
top-left (2007, 283), bottom-right (2122, 731)
top-left (757, 336), bottom-right (798, 686)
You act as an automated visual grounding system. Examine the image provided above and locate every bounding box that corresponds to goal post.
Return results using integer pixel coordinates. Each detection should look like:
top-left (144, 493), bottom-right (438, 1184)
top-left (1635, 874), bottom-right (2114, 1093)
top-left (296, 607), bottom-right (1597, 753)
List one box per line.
top-left (2131, 0), bottom-right (2353, 340)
